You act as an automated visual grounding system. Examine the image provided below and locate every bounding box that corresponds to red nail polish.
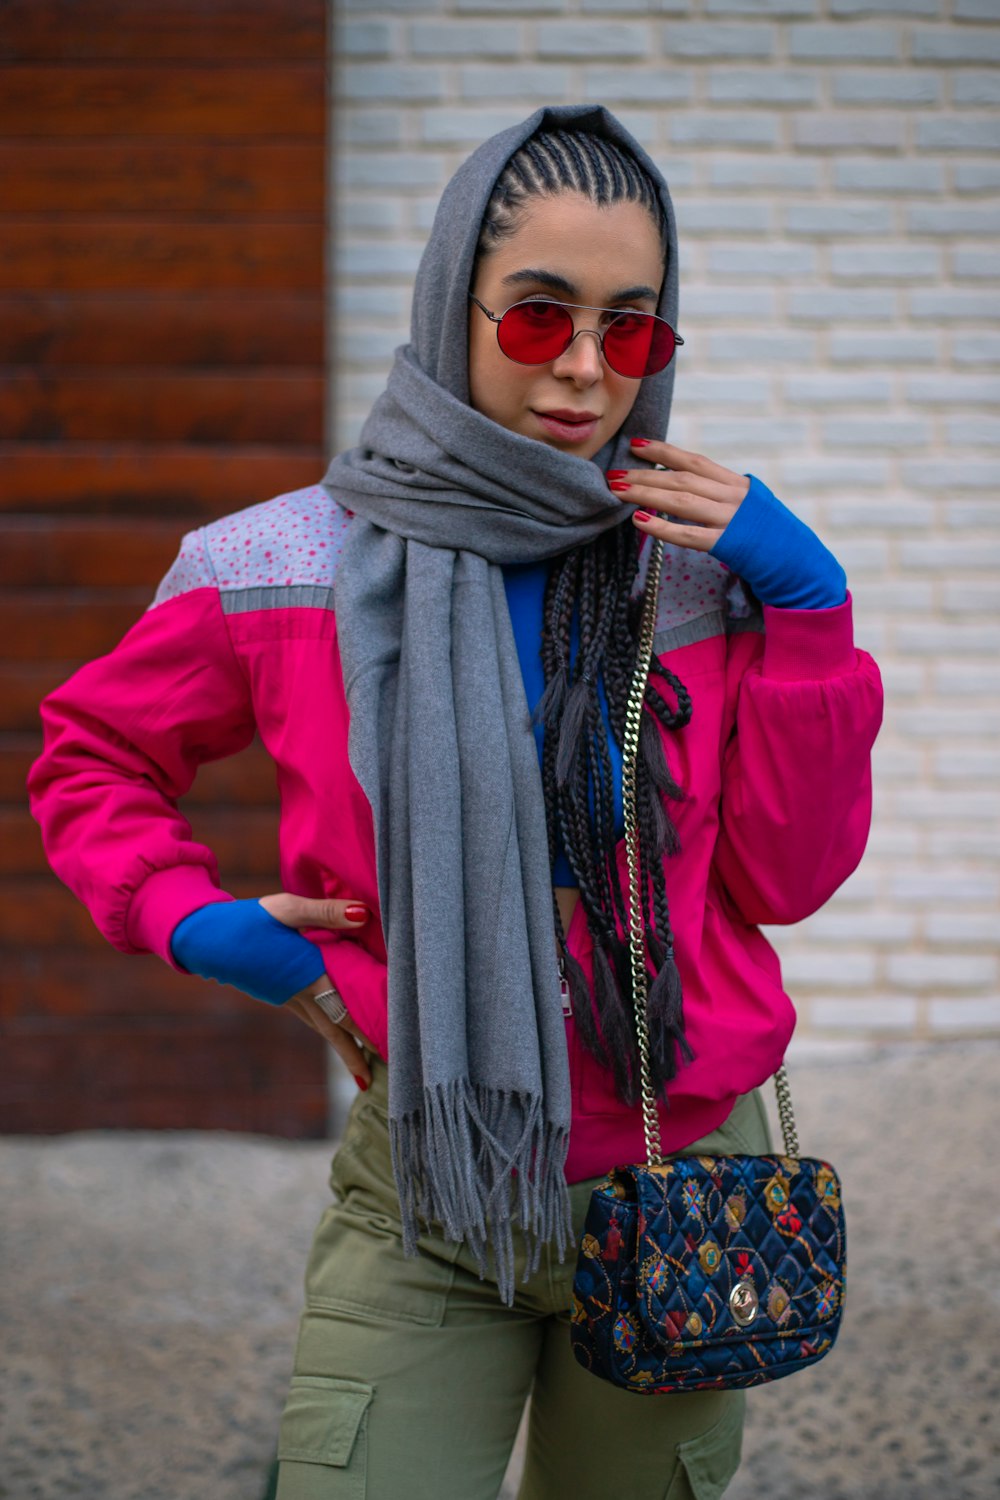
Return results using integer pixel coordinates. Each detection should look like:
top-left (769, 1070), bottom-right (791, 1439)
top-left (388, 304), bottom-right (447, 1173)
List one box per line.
top-left (345, 903), bottom-right (369, 923)
top-left (354, 1075), bottom-right (369, 1091)
top-left (609, 481), bottom-right (631, 493)
top-left (634, 511), bottom-right (654, 522)
top-left (630, 437), bottom-right (651, 448)
top-left (606, 470), bottom-right (628, 479)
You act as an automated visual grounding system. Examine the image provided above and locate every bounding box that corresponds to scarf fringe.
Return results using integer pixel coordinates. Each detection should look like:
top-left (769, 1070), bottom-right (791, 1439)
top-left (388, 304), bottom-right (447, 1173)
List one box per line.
top-left (389, 1081), bottom-right (573, 1307)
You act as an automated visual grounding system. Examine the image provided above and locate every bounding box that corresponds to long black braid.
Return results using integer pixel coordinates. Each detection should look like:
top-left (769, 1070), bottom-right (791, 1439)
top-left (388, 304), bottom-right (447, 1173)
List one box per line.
top-left (476, 129), bottom-right (697, 1105)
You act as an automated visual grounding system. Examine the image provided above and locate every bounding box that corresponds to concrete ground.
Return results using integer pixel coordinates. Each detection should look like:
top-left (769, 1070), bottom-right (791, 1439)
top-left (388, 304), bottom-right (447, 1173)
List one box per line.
top-left (1, 1037), bottom-right (998, 1500)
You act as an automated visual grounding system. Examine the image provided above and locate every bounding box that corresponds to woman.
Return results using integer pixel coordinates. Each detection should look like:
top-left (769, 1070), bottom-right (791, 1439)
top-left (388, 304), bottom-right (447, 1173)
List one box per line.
top-left (28, 105), bottom-right (883, 1499)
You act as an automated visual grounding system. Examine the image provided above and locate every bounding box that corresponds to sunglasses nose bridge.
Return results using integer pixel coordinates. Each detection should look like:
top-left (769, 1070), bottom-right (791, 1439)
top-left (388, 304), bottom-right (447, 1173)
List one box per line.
top-left (552, 324), bottom-right (607, 378)
top-left (565, 323), bottom-right (604, 347)
top-left (561, 324), bottom-right (606, 357)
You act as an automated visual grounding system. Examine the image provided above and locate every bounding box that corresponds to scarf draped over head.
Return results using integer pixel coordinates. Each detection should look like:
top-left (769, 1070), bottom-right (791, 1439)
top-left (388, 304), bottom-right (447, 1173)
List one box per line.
top-left (323, 104), bottom-right (681, 1304)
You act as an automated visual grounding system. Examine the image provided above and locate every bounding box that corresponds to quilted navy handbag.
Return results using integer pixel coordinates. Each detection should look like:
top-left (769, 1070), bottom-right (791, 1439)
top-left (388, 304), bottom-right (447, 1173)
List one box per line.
top-left (570, 540), bottom-right (847, 1396)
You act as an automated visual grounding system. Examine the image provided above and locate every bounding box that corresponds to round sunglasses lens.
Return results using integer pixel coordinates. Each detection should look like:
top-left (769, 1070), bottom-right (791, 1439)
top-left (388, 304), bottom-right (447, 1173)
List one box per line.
top-left (604, 313), bottom-right (675, 377)
top-left (498, 302), bottom-right (573, 364)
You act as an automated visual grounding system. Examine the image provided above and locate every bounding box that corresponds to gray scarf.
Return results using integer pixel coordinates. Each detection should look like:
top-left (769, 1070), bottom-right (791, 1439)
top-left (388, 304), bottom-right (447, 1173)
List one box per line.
top-left (323, 104), bottom-right (680, 1303)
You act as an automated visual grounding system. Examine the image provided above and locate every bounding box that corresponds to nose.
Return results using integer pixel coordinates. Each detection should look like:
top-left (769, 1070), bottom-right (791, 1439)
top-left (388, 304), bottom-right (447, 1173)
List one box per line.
top-left (550, 326), bottom-right (605, 384)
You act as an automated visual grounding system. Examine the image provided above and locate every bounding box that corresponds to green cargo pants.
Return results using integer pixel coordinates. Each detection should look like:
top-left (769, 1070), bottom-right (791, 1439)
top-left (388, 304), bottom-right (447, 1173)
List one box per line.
top-left (274, 1059), bottom-right (775, 1500)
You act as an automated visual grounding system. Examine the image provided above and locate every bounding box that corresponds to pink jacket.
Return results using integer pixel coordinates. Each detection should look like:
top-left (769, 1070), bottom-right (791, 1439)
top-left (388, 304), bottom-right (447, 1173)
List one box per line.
top-left (28, 484), bottom-right (883, 1181)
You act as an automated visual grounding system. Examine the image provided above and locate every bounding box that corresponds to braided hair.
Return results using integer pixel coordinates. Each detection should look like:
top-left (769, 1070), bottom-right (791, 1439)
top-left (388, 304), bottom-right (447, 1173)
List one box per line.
top-left (475, 129), bottom-right (695, 1105)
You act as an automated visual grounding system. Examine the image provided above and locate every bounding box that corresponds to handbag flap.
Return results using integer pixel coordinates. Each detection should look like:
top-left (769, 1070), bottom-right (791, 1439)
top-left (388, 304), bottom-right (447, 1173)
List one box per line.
top-left (633, 1154), bottom-right (846, 1349)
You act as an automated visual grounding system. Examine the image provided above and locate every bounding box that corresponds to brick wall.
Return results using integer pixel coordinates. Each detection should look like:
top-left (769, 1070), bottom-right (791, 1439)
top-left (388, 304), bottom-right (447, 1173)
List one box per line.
top-left (329, 0), bottom-right (1000, 1047)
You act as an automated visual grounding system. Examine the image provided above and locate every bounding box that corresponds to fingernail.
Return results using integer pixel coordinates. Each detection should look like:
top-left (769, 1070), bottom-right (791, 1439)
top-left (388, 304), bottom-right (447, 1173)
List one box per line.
top-left (630, 437), bottom-right (651, 448)
top-left (634, 511), bottom-right (654, 523)
top-left (609, 481), bottom-right (631, 493)
top-left (345, 904), bottom-right (369, 923)
top-left (354, 1075), bottom-right (369, 1091)
top-left (606, 470), bottom-right (628, 479)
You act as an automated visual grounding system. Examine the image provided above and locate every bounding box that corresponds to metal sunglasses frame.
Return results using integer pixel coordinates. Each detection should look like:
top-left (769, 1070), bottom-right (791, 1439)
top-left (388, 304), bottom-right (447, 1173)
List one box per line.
top-left (467, 292), bottom-right (684, 376)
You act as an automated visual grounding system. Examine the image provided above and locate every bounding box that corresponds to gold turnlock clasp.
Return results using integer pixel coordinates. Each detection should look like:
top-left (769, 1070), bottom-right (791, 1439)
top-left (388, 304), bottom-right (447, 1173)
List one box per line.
top-left (729, 1278), bottom-right (759, 1328)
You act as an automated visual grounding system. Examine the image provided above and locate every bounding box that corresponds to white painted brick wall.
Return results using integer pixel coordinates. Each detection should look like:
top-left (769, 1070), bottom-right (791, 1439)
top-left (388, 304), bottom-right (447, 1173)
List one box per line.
top-left (329, 0), bottom-right (1000, 1048)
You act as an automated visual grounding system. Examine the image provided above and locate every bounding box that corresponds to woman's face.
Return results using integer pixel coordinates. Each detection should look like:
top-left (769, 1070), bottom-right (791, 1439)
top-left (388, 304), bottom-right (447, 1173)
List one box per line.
top-left (468, 191), bottom-right (666, 461)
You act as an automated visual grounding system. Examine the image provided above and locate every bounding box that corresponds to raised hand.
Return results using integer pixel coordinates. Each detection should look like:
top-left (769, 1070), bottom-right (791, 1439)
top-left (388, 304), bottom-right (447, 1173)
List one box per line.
top-left (607, 438), bottom-right (846, 610)
top-left (606, 438), bottom-right (750, 552)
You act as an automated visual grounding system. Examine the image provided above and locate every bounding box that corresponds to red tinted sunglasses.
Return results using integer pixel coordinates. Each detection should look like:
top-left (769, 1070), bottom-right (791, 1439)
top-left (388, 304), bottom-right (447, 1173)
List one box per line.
top-left (469, 294), bottom-right (683, 379)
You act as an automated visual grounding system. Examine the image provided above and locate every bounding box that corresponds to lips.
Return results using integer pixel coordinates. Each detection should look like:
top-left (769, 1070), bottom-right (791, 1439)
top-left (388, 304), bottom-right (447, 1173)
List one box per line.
top-left (533, 408), bottom-right (602, 445)
top-left (535, 409), bottom-right (600, 423)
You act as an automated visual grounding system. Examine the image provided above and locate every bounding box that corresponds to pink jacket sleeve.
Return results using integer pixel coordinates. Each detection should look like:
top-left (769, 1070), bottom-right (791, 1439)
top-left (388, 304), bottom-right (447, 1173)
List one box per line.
top-left (713, 594), bottom-right (884, 926)
top-left (26, 530), bottom-right (255, 964)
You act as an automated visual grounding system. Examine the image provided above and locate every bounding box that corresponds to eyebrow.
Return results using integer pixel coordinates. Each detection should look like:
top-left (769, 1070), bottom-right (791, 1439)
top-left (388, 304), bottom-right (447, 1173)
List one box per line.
top-left (499, 267), bottom-right (660, 304)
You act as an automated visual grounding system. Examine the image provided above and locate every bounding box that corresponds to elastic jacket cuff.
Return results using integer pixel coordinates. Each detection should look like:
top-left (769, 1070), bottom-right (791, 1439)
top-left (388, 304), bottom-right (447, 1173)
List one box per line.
top-left (761, 592), bottom-right (858, 683)
top-left (125, 866), bottom-right (235, 968)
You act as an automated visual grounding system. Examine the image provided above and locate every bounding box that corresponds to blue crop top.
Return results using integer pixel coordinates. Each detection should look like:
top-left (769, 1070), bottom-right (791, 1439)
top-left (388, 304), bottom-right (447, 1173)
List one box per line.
top-left (501, 560), bottom-right (624, 887)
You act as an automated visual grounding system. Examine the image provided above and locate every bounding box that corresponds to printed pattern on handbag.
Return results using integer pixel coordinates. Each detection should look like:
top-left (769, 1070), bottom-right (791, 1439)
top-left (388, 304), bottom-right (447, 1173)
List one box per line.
top-left (570, 1152), bottom-right (846, 1395)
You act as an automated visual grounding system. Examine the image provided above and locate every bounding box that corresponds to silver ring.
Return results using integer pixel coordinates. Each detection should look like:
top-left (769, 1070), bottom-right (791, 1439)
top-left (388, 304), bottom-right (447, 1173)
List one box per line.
top-left (312, 987), bottom-right (348, 1026)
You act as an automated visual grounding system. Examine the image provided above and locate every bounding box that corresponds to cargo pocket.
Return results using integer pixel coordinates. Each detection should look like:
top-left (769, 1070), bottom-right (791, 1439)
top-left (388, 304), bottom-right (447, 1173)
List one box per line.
top-left (303, 1195), bottom-right (459, 1327)
top-left (664, 1390), bottom-right (745, 1500)
top-left (276, 1376), bottom-right (372, 1500)
top-left (309, 1096), bottom-right (461, 1328)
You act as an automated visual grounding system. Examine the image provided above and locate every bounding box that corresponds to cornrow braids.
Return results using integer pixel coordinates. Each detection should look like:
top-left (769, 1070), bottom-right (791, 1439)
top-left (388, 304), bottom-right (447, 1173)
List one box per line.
top-left (476, 128), bottom-right (669, 263)
top-left (479, 127), bottom-right (692, 1104)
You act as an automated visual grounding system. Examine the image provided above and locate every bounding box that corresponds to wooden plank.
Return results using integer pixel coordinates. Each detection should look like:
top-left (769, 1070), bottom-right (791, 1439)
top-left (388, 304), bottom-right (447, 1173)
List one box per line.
top-left (0, 66), bottom-right (324, 138)
top-left (0, 0), bottom-right (329, 1140)
top-left (0, 593), bottom-right (156, 661)
top-left (3, 950), bottom-right (253, 1018)
top-left (0, 805), bottom-right (62, 872)
top-left (0, 1028), bottom-right (320, 1090)
top-left (0, 292), bottom-right (324, 368)
top-left (182, 743), bottom-right (279, 807)
top-left (0, 141), bottom-right (324, 215)
top-left (0, 446), bottom-right (324, 514)
top-left (0, 804), bottom-right (280, 876)
top-left (0, 1031), bottom-right (326, 1111)
top-left (0, 371), bottom-right (324, 444)
top-left (0, 519), bottom-right (185, 587)
top-left (0, 1086), bottom-right (329, 1137)
top-left (0, 221), bottom-right (324, 293)
top-left (0, 0), bottom-right (326, 63)
top-left (1, 948), bottom-right (315, 1019)
top-left (184, 808), bottom-right (281, 876)
top-left (0, 735), bottom-right (45, 800)
top-left (0, 663), bottom-right (84, 731)
top-left (0, 871), bottom-right (291, 948)
top-left (0, 876), bottom-right (115, 949)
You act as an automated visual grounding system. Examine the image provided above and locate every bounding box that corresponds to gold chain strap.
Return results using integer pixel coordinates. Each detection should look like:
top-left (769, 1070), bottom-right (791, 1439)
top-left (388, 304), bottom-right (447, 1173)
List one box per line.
top-left (621, 538), bottom-right (668, 1166)
top-left (620, 539), bottom-right (800, 1164)
top-left (773, 1062), bottom-right (799, 1157)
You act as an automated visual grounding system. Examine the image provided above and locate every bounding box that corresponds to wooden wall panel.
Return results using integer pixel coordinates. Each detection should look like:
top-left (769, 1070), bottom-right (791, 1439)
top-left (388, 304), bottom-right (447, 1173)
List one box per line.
top-left (0, 142), bottom-right (325, 216)
top-left (0, 67), bottom-right (325, 137)
top-left (0, 293), bottom-right (323, 367)
top-left (0, 1), bottom-right (330, 1136)
top-left (1, 372), bottom-right (324, 444)
top-left (0, 0), bottom-right (325, 61)
top-left (1, 222), bottom-right (323, 292)
top-left (0, 448), bottom-right (322, 515)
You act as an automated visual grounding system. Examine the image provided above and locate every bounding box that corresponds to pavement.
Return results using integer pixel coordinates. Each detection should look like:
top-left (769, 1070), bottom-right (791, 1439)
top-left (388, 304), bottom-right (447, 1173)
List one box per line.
top-left (1, 1036), bottom-right (998, 1500)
